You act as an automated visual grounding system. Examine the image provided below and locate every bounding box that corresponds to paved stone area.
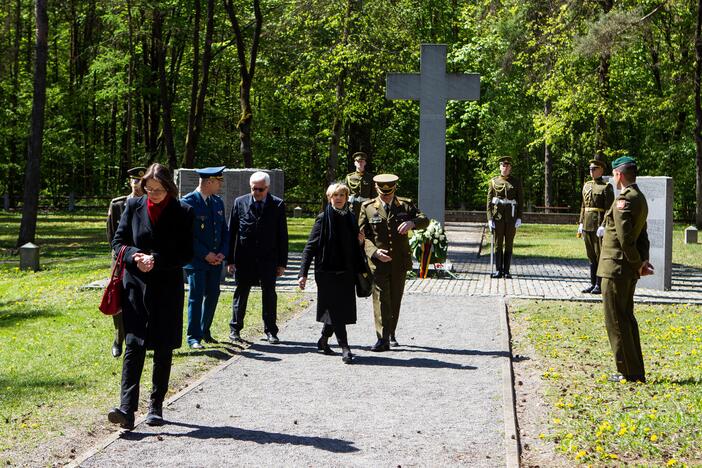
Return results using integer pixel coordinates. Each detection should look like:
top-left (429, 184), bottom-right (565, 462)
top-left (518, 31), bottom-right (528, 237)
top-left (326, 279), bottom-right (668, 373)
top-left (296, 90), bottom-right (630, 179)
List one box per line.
top-left (78, 295), bottom-right (509, 467)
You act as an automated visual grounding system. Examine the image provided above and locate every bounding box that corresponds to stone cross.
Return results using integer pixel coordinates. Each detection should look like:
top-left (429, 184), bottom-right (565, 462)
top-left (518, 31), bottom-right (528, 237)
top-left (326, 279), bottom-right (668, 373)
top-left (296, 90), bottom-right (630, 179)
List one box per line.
top-left (386, 44), bottom-right (480, 224)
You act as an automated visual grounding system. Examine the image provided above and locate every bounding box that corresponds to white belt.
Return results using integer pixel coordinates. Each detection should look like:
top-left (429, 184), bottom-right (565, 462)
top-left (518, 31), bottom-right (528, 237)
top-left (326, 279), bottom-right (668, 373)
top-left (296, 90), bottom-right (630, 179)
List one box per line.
top-left (492, 198), bottom-right (517, 217)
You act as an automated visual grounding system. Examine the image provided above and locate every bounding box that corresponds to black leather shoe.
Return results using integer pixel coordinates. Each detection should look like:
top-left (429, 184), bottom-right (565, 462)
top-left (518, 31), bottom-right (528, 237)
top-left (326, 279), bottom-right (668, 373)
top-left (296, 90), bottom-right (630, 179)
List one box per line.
top-left (317, 337), bottom-right (335, 355)
top-left (108, 408), bottom-right (135, 430)
top-left (371, 339), bottom-right (390, 352)
top-left (581, 285), bottom-right (595, 293)
top-left (230, 331), bottom-right (243, 343)
top-left (590, 285), bottom-right (601, 294)
top-left (111, 341), bottom-right (122, 358)
top-left (342, 347), bottom-right (353, 364)
top-left (266, 333), bottom-right (280, 344)
top-left (504, 272), bottom-right (512, 279)
top-left (145, 401), bottom-right (164, 426)
top-left (202, 335), bottom-right (219, 344)
top-left (389, 336), bottom-right (399, 347)
top-left (490, 271), bottom-right (503, 279)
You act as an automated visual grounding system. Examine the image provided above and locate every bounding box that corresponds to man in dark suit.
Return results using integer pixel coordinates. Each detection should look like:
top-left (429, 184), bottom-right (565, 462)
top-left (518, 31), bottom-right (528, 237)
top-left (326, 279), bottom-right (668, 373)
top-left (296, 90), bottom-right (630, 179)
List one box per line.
top-left (227, 171), bottom-right (288, 344)
top-left (181, 166), bottom-right (229, 349)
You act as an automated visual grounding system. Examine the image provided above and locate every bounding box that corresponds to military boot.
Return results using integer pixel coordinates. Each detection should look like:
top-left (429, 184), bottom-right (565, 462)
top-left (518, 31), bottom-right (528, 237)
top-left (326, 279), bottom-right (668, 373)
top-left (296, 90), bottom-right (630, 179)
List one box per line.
top-left (503, 252), bottom-right (513, 279)
top-left (582, 264), bottom-right (597, 293)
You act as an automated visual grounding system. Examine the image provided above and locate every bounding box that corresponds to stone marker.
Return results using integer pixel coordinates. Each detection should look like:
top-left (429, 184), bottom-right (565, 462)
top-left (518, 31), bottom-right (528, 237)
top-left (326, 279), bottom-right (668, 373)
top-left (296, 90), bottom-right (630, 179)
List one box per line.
top-left (19, 242), bottom-right (40, 271)
top-left (3, 194), bottom-right (9, 211)
top-left (175, 168), bottom-right (284, 218)
top-left (294, 206), bottom-right (302, 218)
top-left (610, 176), bottom-right (673, 290)
top-left (685, 226), bottom-right (698, 244)
top-left (386, 44), bottom-right (480, 224)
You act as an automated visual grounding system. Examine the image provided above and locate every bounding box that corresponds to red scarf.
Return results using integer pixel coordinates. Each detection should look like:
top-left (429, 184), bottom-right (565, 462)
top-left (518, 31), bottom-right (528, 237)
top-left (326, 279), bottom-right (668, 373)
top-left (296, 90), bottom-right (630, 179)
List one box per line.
top-left (147, 195), bottom-right (170, 225)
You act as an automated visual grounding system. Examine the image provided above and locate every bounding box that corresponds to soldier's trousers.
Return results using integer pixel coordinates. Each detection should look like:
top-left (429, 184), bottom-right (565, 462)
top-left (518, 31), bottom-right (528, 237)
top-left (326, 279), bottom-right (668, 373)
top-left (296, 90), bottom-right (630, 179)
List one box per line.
top-left (494, 219), bottom-right (516, 272)
top-left (583, 230), bottom-right (601, 265)
top-left (601, 277), bottom-right (645, 381)
top-left (112, 313), bottom-right (124, 345)
top-left (372, 266), bottom-right (406, 340)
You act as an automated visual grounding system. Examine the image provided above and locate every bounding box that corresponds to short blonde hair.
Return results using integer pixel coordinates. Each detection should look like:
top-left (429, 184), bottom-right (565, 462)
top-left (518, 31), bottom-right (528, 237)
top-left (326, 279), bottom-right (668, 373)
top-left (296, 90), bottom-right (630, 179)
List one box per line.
top-left (326, 182), bottom-right (350, 200)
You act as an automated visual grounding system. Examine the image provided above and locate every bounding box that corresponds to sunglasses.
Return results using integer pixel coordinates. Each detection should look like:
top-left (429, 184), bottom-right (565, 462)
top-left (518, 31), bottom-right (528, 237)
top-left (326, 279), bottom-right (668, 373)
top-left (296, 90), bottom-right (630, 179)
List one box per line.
top-left (251, 187), bottom-right (267, 193)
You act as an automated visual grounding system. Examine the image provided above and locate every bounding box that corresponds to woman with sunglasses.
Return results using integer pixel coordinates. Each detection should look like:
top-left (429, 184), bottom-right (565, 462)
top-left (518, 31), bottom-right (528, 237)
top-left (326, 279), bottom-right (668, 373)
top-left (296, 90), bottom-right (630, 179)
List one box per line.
top-left (108, 163), bottom-right (194, 430)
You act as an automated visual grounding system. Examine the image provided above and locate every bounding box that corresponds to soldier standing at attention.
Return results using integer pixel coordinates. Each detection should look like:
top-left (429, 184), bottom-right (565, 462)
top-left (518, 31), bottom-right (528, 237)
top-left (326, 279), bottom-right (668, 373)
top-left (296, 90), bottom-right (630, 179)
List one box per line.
top-left (345, 152), bottom-right (375, 219)
top-left (597, 155), bottom-right (653, 383)
top-left (358, 174), bottom-right (428, 351)
top-left (578, 158), bottom-right (614, 294)
top-left (106, 166), bottom-right (145, 357)
top-left (486, 157), bottom-right (524, 279)
top-left (181, 167), bottom-right (229, 349)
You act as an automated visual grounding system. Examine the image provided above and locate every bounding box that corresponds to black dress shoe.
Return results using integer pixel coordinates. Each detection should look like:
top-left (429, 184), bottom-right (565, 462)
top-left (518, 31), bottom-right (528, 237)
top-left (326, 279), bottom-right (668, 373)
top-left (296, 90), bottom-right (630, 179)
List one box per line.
top-left (341, 347), bottom-right (354, 364)
top-left (581, 285), bottom-right (595, 293)
top-left (389, 336), bottom-right (399, 347)
top-left (202, 336), bottom-right (219, 344)
top-left (266, 333), bottom-right (280, 344)
top-left (371, 339), bottom-right (390, 352)
top-left (504, 272), bottom-right (512, 279)
top-left (590, 285), bottom-right (601, 294)
top-left (317, 337), bottom-right (335, 355)
top-left (111, 342), bottom-right (122, 358)
top-left (490, 271), bottom-right (503, 279)
top-left (108, 408), bottom-right (135, 430)
top-left (145, 401), bottom-right (164, 426)
top-left (229, 331), bottom-right (243, 343)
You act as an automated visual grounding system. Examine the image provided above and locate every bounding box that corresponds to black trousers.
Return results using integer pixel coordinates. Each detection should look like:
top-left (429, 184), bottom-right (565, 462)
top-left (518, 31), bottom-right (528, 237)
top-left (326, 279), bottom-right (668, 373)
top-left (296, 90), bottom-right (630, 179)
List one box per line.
top-left (230, 277), bottom-right (278, 335)
top-left (120, 343), bottom-right (173, 413)
top-left (321, 322), bottom-right (349, 347)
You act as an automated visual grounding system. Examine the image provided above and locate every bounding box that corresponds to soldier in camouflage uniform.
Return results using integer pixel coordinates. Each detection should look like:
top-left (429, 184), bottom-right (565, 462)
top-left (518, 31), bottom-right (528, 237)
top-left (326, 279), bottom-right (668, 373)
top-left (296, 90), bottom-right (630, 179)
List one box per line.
top-left (578, 159), bottom-right (614, 294)
top-left (345, 152), bottom-right (375, 220)
top-left (359, 174), bottom-right (428, 351)
top-left (486, 157), bottom-right (524, 279)
top-left (105, 166), bottom-right (145, 357)
top-left (596, 155), bottom-right (653, 383)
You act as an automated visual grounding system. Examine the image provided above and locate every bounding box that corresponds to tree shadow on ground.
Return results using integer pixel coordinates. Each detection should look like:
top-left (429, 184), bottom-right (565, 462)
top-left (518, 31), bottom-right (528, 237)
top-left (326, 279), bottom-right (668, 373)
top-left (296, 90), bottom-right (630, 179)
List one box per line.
top-left (121, 421), bottom-right (359, 453)
top-left (397, 344), bottom-right (511, 359)
top-left (0, 303), bottom-right (60, 328)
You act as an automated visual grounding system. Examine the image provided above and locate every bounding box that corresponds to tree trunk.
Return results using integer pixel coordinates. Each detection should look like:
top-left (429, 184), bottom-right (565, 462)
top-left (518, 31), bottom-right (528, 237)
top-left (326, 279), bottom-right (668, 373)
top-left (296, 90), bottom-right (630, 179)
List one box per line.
top-left (695, 0), bottom-right (702, 227)
top-left (543, 100), bottom-right (553, 212)
top-left (183, 0), bottom-right (201, 168)
top-left (594, 0), bottom-right (613, 159)
top-left (188, 0), bottom-right (215, 167)
top-left (154, 9), bottom-right (177, 170)
top-left (17, 0), bottom-right (48, 247)
top-left (8, 0), bottom-right (22, 208)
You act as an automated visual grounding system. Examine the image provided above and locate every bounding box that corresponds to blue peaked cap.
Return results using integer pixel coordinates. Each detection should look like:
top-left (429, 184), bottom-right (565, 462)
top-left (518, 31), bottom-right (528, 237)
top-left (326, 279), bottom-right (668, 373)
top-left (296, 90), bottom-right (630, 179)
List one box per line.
top-left (195, 166), bottom-right (226, 178)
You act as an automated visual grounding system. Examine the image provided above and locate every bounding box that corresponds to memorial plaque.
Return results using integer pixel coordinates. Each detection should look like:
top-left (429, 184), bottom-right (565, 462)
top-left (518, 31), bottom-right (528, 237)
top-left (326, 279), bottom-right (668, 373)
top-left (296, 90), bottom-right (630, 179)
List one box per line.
top-left (610, 176), bottom-right (672, 290)
top-left (175, 168), bottom-right (285, 218)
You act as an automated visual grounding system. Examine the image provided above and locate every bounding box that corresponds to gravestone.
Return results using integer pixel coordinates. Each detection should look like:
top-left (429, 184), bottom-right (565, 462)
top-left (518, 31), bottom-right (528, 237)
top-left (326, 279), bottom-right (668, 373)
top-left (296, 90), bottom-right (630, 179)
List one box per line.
top-left (19, 242), bottom-right (40, 271)
top-left (386, 44), bottom-right (480, 224)
top-left (684, 226), bottom-right (698, 244)
top-left (175, 168), bottom-right (284, 218)
top-left (610, 176), bottom-right (673, 290)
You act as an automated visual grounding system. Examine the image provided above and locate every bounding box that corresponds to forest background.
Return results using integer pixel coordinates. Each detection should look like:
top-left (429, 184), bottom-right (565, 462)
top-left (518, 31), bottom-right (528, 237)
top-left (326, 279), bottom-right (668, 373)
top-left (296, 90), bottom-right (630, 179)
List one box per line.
top-left (2, 0), bottom-right (702, 242)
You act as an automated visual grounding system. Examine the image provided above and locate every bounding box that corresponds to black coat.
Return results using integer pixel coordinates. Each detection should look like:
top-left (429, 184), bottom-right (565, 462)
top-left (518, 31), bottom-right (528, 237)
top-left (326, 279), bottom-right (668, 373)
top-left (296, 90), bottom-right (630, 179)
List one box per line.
top-left (112, 196), bottom-right (194, 350)
top-left (299, 207), bottom-right (364, 325)
top-left (227, 193), bottom-right (288, 284)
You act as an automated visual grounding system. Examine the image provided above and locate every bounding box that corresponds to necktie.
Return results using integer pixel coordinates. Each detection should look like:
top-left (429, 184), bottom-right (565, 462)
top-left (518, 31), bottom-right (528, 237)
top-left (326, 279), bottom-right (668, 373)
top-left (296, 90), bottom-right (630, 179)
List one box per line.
top-left (255, 200), bottom-right (263, 216)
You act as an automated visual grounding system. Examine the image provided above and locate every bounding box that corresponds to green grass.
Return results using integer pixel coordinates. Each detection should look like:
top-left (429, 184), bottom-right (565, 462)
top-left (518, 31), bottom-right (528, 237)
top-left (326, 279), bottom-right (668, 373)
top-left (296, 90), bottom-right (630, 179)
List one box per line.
top-left (511, 300), bottom-right (702, 466)
top-left (0, 211), bottom-right (315, 466)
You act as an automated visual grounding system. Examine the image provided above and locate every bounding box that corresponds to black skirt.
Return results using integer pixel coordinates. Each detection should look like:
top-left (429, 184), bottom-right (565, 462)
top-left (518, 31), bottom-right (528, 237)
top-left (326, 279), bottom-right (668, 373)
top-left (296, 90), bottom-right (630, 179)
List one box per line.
top-left (314, 270), bottom-right (357, 325)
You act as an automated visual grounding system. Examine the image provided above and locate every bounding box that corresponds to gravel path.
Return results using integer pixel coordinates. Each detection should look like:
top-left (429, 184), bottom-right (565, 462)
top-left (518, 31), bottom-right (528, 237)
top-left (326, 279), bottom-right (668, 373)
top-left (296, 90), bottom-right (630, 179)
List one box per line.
top-left (79, 294), bottom-right (509, 467)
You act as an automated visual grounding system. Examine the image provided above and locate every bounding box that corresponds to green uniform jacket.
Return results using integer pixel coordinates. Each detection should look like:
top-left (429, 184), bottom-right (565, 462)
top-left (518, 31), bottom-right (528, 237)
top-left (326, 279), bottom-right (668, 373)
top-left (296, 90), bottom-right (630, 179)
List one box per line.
top-left (358, 196), bottom-right (429, 271)
top-left (106, 195), bottom-right (128, 244)
top-left (578, 178), bottom-right (614, 231)
top-left (486, 175), bottom-right (523, 222)
top-left (345, 171), bottom-right (376, 200)
top-left (597, 184), bottom-right (650, 280)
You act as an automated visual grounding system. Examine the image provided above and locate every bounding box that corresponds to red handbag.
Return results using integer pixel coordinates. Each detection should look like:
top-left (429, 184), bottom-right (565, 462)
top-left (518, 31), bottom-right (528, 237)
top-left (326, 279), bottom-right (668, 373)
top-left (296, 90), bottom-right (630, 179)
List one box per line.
top-left (99, 246), bottom-right (128, 316)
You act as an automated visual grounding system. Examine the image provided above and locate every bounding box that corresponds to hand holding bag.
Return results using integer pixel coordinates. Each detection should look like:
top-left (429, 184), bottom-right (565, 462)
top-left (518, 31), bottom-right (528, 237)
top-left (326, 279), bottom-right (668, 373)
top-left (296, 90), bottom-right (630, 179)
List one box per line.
top-left (355, 249), bottom-right (374, 298)
top-left (99, 246), bottom-right (127, 316)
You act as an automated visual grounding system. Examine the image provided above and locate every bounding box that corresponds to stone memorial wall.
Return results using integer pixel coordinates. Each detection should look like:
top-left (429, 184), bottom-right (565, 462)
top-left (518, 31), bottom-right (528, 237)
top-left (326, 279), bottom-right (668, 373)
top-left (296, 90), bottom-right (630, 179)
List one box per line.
top-left (175, 168), bottom-right (284, 218)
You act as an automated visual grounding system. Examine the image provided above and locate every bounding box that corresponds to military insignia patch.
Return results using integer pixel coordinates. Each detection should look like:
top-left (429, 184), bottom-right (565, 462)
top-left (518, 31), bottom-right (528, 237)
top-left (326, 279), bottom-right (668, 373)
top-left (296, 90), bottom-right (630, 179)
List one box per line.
top-left (616, 199), bottom-right (629, 210)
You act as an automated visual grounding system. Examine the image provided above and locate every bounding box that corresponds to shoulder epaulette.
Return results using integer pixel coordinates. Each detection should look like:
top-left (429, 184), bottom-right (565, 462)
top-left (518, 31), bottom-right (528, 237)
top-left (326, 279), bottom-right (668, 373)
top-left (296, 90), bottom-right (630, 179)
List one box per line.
top-left (361, 198), bottom-right (375, 207)
top-left (397, 196), bottom-right (413, 204)
top-left (110, 195), bottom-right (128, 204)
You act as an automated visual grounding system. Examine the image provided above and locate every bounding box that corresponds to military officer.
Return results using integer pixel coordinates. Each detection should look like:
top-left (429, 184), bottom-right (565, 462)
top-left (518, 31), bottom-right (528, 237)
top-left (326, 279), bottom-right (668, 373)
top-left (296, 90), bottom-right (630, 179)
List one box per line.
top-left (486, 156), bottom-right (524, 278)
top-left (106, 166), bottom-right (145, 357)
top-left (345, 151), bottom-right (375, 219)
top-left (358, 174), bottom-right (428, 351)
top-left (597, 155), bottom-right (653, 383)
top-left (578, 158), bottom-right (615, 294)
top-left (181, 166), bottom-right (230, 349)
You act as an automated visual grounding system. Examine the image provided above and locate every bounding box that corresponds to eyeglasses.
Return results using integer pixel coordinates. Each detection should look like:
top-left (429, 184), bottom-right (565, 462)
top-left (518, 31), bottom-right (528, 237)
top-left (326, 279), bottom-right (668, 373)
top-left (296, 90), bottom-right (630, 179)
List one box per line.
top-left (145, 187), bottom-right (166, 195)
top-left (251, 187), bottom-right (268, 193)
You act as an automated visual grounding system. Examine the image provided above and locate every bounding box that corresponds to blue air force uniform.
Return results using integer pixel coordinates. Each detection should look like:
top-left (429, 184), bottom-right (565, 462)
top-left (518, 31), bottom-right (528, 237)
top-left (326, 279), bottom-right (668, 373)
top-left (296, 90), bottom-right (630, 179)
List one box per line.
top-left (181, 167), bottom-right (229, 346)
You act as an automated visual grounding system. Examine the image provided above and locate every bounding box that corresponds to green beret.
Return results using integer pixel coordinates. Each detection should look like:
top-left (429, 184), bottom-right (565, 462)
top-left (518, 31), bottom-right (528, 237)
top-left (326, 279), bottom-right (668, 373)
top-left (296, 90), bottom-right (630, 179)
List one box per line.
top-left (612, 156), bottom-right (636, 170)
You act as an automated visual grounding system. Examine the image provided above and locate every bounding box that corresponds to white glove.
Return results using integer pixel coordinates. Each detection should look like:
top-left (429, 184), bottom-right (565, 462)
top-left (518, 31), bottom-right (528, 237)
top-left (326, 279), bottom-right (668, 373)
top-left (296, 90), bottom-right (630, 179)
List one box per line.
top-left (514, 218), bottom-right (522, 229)
top-left (577, 223), bottom-right (583, 235)
top-left (489, 220), bottom-right (495, 230)
top-left (596, 226), bottom-right (605, 238)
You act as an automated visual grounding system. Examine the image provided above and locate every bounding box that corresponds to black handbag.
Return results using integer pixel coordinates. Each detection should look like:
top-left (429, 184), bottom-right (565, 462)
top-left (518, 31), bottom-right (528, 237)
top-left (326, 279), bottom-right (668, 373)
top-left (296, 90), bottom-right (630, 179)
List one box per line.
top-left (355, 249), bottom-right (374, 297)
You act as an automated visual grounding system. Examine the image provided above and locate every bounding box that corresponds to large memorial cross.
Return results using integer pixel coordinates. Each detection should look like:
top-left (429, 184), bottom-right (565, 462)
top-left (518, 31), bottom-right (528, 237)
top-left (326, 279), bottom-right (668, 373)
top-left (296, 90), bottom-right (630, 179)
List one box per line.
top-left (386, 44), bottom-right (480, 223)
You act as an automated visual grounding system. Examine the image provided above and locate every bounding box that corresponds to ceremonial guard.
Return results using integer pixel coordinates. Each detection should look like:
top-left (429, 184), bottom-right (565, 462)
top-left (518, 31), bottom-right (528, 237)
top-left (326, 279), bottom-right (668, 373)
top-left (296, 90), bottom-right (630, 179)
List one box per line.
top-left (578, 158), bottom-right (614, 294)
top-left (486, 157), bottom-right (524, 278)
top-left (597, 155), bottom-right (653, 383)
top-left (344, 152), bottom-right (375, 219)
top-left (358, 174), bottom-right (428, 351)
top-left (105, 166), bottom-right (145, 357)
top-left (181, 167), bottom-right (229, 349)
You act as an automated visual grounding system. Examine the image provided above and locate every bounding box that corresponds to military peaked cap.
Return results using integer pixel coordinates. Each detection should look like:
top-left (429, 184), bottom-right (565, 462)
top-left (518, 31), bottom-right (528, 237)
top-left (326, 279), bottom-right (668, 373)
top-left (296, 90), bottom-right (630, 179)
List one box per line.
top-left (353, 152), bottom-right (368, 161)
top-left (498, 156), bottom-right (513, 165)
top-left (196, 166), bottom-right (226, 179)
top-left (588, 159), bottom-right (606, 169)
top-left (127, 167), bottom-right (146, 179)
top-left (373, 173), bottom-right (399, 194)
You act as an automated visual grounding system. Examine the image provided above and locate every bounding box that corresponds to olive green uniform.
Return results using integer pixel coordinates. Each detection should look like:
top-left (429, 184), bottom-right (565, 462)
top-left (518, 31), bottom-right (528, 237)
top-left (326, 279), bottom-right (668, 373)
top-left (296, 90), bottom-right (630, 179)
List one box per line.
top-left (345, 170), bottom-right (375, 219)
top-left (597, 184), bottom-right (649, 382)
top-left (579, 178), bottom-right (614, 288)
top-left (486, 175), bottom-right (523, 274)
top-left (359, 196), bottom-right (428, 340)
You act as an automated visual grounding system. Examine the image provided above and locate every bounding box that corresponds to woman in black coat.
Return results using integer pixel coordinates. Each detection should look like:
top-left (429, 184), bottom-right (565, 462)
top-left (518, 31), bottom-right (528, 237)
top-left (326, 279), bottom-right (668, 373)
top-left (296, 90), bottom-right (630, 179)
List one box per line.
top-left (298, 183), bottom-right (366, 364)
top-left (108, 163), bottom-right (194, 430)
